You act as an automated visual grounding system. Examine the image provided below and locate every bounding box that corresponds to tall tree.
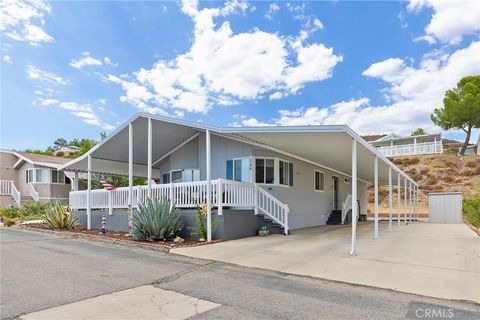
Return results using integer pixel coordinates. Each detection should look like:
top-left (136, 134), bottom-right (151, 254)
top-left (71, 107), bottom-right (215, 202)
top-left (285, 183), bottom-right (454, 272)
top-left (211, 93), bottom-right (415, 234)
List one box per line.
top-left (53, 138), bottom-right (68, 150)
top-left (431, 75), bottom-right (480, 155)
top-left (411, 128), bottom-right (427, 136)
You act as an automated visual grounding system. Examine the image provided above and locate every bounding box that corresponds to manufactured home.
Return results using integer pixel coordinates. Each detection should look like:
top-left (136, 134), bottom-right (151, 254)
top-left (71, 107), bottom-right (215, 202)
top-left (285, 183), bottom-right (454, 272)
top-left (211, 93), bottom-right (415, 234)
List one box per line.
top-left (60, 114), bottom-right (419, 254)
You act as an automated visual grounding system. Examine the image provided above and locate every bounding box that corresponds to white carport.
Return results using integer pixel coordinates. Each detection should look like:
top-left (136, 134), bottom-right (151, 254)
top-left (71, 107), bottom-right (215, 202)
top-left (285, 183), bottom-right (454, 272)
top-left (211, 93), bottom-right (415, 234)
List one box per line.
top-left (60, 113), bottom-right (419, 255)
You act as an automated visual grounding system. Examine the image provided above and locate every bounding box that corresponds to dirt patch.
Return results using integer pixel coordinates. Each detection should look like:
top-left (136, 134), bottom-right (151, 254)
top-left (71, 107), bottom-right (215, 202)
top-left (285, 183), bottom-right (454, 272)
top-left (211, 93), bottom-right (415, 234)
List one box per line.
top-left (19, 223), bottom-right (221, 250)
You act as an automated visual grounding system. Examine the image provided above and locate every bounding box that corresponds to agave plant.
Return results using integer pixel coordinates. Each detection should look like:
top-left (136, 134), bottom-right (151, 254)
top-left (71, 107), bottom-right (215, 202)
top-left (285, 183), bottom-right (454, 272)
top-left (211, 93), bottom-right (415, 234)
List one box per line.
top-left (43, 201), bottom-right (78, 230)
top-left (133, 198), bottom-right (183, 241)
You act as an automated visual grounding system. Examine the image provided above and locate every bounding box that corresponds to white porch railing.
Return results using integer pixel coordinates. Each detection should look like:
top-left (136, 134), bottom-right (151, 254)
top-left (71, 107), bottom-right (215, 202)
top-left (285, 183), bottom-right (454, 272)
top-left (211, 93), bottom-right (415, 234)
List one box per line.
top-left (341, 193), bottom-right (352, 224)
top-left (29, 184), bottom-right (39, 201)
top-left (376, 141), bottom-right (443, 157)
top-left (69, 179), bottom-right (289, 234)
top-left (0, 180), bottom-right (21, 205)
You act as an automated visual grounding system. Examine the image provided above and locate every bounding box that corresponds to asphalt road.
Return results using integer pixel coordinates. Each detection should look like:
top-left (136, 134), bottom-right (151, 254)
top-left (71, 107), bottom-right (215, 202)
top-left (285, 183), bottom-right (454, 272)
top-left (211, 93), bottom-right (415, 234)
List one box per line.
top-left (1, 228), bottom-right (478, 320)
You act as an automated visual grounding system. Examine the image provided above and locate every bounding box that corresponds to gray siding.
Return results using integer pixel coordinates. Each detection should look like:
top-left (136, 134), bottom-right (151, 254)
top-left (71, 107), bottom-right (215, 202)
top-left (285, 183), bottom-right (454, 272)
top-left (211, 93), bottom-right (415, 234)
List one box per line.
top-left (157, 132), bottom-right (369, 230)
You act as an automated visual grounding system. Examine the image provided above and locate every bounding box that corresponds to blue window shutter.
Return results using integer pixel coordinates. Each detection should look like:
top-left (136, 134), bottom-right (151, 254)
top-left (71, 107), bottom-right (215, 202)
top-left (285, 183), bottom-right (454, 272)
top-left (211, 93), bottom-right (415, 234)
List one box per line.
top-left (289, 163), bottom-right (293, 186)
top-left (162, 173), bottom-right (170, 184)
top-left (226, 160), bottom-right (233, 180)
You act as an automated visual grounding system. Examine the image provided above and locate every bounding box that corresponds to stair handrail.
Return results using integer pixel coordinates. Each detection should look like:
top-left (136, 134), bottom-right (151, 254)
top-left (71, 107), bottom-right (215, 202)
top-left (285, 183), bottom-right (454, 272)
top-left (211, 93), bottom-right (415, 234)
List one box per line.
top-left (256, 186), bottom-right (289, 235)
top-left (29, 183), bottom-right (39, 201)
top-left (341, 193), bottom-right (352, 224)
top-left (11, 182), bottom-right (21, 205)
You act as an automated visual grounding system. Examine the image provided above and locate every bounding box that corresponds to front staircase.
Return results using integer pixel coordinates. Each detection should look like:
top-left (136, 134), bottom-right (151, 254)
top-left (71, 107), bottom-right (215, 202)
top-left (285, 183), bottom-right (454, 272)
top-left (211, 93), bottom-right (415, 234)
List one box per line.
top-left (326, 209), bottom-right (343, 225)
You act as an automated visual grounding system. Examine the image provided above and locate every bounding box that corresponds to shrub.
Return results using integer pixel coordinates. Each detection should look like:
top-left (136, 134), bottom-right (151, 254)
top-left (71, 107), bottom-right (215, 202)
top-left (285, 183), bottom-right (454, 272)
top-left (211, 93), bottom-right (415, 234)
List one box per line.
top-left (463, 197), bottom-right (480, 228)
top-left (21, 201), bottom-right (47, 219)
top-left (55, 151), bottom-right (64, 157)
top-left (419, 168), bottom-right (430, 175)
top-left (442, 175), bottom-right (455, 183)
top-left (461, 169), bottom-right (477, 177)
top-left (404, 157), bottom-right (420, 165)
top-left (0, 207), bottom-right (22, 219)
top-left (43, 201), bottom-right (77, 230)
top-left (465, 160), bottom-right (478, 168)
top-left (133, 198), bottom-right (183, 241)
top-left (3, 217), bottom-right (20, 227)
top-left (189, 202), bottom-right (218, 241)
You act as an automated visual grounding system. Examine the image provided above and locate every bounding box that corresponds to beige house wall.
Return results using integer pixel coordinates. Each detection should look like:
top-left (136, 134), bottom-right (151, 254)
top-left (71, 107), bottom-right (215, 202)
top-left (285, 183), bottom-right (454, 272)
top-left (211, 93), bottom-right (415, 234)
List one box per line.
top-left (0, 152), bottom-right (19, 185)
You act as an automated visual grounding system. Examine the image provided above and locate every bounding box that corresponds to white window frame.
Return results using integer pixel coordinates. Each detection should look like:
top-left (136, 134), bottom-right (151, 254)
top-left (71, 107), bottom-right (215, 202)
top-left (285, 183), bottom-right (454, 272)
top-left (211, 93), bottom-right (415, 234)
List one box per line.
top-left (51, 170), bottom-right (66, 184)
top-left (169, 168), bottom-right (200, 183)
top-left (278, 158), bottom-right (291, 187)
top-left (27, 168), bottom-right (50, 184)
top-left (253, 157), bottom-right (275, 185)
top-left (314, 169), bottom-right (325, 192)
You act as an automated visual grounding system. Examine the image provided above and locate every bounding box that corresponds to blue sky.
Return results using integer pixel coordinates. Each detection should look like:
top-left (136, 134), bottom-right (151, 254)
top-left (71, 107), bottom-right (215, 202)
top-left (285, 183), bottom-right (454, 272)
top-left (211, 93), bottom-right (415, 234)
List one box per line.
top-left (1, 0), bottom-right (479, 150)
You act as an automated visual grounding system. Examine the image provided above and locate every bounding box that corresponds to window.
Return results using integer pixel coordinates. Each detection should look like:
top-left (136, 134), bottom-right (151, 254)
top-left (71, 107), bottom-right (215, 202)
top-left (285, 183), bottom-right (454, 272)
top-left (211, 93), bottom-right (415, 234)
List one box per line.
top-left (162, 173), bottom-right (170, 184)
top-left (279, 160), bottom-right (293, 186)
top-left (26, 169), bottom-right (33, 183)
top-left (51, 170), bottom-right (65, 184)
top-left (170, 169), bottom-right (200, 183)
top-left (314, 170), bottom-right (325, 192)
top-left (35, 169), bottom-right (49, 183)
top-left (255, 158), bottom-right (274, 184)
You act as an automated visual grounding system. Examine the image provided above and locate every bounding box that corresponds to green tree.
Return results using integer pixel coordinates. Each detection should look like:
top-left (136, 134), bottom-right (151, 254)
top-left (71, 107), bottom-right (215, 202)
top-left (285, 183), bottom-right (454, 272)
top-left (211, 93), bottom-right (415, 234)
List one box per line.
top-left (431, 75), bottom-right (480, 155)
top-left (78, 139), bottom-right (97, 156)
top-left (411, 128), bottom-right (427, 136)
top-left (53, 138), bottom-right (68, 150)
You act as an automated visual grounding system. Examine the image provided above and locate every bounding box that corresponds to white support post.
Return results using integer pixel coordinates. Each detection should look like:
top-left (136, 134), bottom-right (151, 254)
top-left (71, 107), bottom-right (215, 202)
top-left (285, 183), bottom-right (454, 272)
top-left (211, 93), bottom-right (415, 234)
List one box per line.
top-left (72, 171), bottom-right (79, 191)
top-left (374, 156), bottom-right (379, 240)
top-left (349, 139), bottom-right (358, 256)
top-left (388, 166), bottom-right (392, 231)
top-left (397, 172), bottom-right (401, 226)
top-left (128, 122), bottom-right (133, 228)
top-left (169, 182), bottom-right (174, 210)
top-left (147, 118), bottom-right (152, 198)
top-left (404, 177), bottom-right (407, 225)
top-left (254, 183), bottom-right (259, 216)
top-left (414, 137), bottom-right (417, 154)
top-left (434, 137), bottom-right (437, 153)
top-left (87, 155), bottom-right (92, 230)
top-left (217, 179), bottom-right (223, 216)
top-left (409, 181), bottom-right (412, 223)
top-left (108, 190), bottom-right (113, 216)
top-left (206, 130), bottom-right (212, 242)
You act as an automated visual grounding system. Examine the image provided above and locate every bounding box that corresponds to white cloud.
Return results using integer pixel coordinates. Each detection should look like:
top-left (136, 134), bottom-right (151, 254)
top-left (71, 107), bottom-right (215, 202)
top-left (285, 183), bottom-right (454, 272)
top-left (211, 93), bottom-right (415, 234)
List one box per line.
top-left (265, 3), bottom-right (280, 20)
top-left (243, 41), bottom-right (480, 135)
top-left (70, 52), bottom-right (117, 69)
top-left (35, 98), bottom-right (114, 130)
top-left (26, 65), bottom-right (68, 85)
top-left (407, 0), bottom-right (480, 44)
top-left (3, 55), bottom-right (11, 63)
top-left (362, 58), bottom-right (405, 82)
top-left (108, 0), bottom-right (341, 115)
top-left (0, 0), bottom-right (54, 45)
top-left (269, 91), bottom-right (283, 100)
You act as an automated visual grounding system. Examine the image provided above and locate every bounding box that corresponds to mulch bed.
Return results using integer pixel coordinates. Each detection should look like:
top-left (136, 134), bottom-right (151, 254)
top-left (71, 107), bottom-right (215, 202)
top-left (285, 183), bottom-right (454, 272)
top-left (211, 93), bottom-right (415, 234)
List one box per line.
top-left (19, 223), bottom-right (221, 249)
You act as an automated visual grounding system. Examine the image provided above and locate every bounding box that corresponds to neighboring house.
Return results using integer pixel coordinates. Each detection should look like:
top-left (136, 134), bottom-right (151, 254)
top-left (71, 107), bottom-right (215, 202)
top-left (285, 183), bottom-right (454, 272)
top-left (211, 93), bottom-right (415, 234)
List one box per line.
top-left (60, 114), bottom-right (418, 246)
top-left (53, 145), bottom-right (80, 157)
top-left (0, 150), bottom-right (75, 208)
top-left (369, 133), bottom-right (443, 157)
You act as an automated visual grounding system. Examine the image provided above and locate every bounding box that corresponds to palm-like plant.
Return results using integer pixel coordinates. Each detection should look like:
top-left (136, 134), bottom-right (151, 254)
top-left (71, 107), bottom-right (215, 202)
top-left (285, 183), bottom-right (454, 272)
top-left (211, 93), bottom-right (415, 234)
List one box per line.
top-left (43, 201), bottom-right (78, 230)
top-left (133, 198), bottom-right (183, 241)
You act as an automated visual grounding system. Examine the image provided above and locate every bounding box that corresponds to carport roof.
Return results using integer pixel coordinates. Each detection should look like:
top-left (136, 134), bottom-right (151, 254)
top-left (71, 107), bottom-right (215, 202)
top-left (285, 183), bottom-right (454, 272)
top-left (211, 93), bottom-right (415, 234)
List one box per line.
top-left (60, 113), bottom-right (417, 186)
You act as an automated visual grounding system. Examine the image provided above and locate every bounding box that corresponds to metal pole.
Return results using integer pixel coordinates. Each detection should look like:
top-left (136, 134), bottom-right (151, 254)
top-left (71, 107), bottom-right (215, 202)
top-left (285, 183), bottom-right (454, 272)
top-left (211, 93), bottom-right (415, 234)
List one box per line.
top-left (388, 166), bottom-right (392, 231)
top-left (349, 139), bottom-right (357, 256)
top-left (374, 156), bottom-right (379, 239)
top-left (397, 172), bottom-right (401, 226)
top-left (147, 118), bottom-right (152, 198)
top-left (87, 154), bottom-right (91, 230)
top-left (404, 177), bottom-right (407, 225)
top-left (128, 123), bottom-right (133, 227)
top-left (206, 130), bottom-right (212, 241)
top-left (409, 181), bottom-right (412, 223)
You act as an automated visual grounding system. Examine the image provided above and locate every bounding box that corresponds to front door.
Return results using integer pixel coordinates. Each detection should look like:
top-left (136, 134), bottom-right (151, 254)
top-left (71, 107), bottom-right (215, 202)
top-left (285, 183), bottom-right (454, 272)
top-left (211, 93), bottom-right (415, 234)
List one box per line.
top-left (332, 176), bottom-right (339, 210)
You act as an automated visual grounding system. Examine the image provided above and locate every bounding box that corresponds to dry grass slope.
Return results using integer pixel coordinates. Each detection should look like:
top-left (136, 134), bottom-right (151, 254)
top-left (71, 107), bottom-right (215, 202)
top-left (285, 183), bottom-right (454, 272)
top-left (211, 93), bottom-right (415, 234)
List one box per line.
top-left (368, 154), bottom-right (480, 215)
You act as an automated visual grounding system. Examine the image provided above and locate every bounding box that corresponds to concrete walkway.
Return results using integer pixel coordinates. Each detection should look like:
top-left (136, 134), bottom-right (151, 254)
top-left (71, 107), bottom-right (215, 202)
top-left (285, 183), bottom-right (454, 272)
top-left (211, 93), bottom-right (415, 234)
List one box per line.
top-left (172, 221), bottom-right (480, 303)
top-left (20, 285), bottom-right (219, 320)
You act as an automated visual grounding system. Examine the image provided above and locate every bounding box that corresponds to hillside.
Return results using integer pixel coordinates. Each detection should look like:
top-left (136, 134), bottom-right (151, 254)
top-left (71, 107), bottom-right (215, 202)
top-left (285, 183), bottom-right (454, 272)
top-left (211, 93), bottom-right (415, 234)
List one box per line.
top-left (368, 154), bottom-right (480, 215)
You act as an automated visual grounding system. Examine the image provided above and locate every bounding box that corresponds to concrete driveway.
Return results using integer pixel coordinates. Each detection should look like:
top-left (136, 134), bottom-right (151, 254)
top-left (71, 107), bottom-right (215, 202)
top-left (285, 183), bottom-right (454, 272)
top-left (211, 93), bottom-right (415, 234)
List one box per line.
top-left (172, 221), bottom-right (480, 303)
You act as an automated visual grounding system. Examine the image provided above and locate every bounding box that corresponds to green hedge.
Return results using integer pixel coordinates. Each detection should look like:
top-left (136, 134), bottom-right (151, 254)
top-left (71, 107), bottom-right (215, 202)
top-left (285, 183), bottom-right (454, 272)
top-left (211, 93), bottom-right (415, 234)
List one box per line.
top-left (463, 197), bottom-right (480, 228)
